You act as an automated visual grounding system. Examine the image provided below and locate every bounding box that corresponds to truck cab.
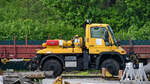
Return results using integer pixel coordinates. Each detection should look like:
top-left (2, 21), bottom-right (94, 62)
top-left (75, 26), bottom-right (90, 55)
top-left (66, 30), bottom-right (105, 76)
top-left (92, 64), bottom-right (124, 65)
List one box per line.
top-left (30, 22), bottom-right (128, 77)
top-left (85, 23), bottom-right (126, 55)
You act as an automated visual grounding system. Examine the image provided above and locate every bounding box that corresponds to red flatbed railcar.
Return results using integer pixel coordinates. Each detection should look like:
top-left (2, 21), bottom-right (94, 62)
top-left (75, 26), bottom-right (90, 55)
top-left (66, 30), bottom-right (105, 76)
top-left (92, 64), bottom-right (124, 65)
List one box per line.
top-left (0, 36), bottom-right (44, 64)
top-left (0, 45), bottom-right (42, 59)
top-left (122, 45), bottom-right (150, 63)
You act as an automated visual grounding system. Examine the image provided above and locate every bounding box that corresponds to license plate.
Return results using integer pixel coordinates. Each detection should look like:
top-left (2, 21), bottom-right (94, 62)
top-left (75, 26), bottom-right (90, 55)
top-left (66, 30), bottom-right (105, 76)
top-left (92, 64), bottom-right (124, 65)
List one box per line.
top-left (65, 61), bottom-right (77, 67)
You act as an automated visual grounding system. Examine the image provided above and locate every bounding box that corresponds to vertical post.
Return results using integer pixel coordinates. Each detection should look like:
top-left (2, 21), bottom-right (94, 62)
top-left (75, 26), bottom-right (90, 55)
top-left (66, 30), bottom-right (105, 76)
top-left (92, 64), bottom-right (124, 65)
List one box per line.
top-left (3, 48), bottom-right (6, 58)
top-left (129, 35), bottom-right (134, 53)
top-left (25, 34), bottom-right (28, 58)
top-left (118, 70), bottom-right (123, 79)
top-left (48, 34), bottom-right (50, 40)
top-left (14, 35), bottom-right (16, 58)
top-left (25, 34), bottom-right (28, 47)
top-left (129, 35), bottom-right (133, 46)
top-left (60, 34), bottom-right (63, 39)
top-left (102, 68), bottom-right (106, 77)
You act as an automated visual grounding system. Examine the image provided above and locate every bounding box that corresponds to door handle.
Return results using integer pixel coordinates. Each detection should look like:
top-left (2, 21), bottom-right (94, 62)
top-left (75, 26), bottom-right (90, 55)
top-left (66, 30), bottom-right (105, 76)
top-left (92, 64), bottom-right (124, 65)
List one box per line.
top-left (87, 38), bottom-right (89, 42)
top-left (89, 45), bottom-right (94, 47)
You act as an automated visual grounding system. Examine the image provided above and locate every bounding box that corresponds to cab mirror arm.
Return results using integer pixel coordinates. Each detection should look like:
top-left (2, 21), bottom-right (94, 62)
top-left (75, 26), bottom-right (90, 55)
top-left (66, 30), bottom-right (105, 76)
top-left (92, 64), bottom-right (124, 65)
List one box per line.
top-left (109, 42), bottom-right (112, 46)
top-left (117, 35), bottom-right (121, 46)
top-left (117, 40), bottom-right (120, 46)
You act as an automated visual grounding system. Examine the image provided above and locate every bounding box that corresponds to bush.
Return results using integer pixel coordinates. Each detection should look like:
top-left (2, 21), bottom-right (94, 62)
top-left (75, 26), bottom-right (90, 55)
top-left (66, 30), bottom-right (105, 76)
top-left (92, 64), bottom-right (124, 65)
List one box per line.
top-left (0, 0), bottom-right (150, 40)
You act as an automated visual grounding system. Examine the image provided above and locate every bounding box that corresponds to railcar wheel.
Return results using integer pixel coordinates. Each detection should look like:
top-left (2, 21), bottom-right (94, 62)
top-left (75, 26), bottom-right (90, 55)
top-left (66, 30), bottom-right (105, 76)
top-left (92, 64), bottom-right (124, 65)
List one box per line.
top-left (42, 59), bottom-right (62, 77)
top-left (101, 59), bottom-right (120, 75)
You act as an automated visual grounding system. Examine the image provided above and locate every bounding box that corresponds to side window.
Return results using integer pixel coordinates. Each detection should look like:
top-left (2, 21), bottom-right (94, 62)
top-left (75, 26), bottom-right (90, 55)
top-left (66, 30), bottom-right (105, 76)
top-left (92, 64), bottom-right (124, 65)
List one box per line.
top-left (91, 27), bottom-right (101, 38)
top-left (90, 27), bottom-right (109, 46)
top-left (90, 27), bottom-right (106, 38)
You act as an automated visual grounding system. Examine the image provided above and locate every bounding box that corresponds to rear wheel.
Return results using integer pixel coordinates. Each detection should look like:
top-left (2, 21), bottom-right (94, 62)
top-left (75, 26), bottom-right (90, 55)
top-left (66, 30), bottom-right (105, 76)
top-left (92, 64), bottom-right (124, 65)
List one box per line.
top-left (42, 59), bottom-right (62, 77)
top-left (101, 59), bottom-right (120, 75)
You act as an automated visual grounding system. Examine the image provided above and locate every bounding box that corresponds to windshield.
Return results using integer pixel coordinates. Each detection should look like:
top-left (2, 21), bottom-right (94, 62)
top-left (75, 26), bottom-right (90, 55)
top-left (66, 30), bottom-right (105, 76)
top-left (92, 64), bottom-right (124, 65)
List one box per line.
top-left (107, 26), bottom-right (117, 45)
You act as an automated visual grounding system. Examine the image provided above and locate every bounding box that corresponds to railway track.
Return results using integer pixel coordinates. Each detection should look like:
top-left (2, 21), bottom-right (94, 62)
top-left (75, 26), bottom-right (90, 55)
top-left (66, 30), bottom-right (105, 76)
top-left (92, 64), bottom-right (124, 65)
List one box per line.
top-left (62, 75), bottom-right (120, 80)
top-left (3, 76), bottom-right (120, 84)
top-left (2, 71), bottom-right (150, 84)
top-left (2, 71), bottom-right (120, 84)
top-left (3, 71), bottom-right (119, 79)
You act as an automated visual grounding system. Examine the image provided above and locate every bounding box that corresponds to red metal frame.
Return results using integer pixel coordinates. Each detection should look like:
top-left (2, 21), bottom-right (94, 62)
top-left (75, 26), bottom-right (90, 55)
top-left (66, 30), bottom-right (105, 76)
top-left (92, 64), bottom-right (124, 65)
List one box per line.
top-left (0, 45), bottom-right (42, 59)
top-left (0, 35), bottom-right (43, 59)
top-left (122, 45), bottom-right (150, 59)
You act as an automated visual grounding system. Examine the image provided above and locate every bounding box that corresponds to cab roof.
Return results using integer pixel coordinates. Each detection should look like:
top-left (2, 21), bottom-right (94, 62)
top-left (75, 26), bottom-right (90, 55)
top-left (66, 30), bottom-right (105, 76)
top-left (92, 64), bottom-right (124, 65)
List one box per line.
top-left (87, 23), bottom-right (109, 27)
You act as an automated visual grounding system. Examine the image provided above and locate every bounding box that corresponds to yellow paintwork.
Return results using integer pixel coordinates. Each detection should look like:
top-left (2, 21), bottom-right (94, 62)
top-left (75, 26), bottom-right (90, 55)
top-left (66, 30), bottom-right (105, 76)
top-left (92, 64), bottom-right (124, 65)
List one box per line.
top-left (42, 43), bottom-right (47, 47)
top-left (66, 40), bottom-right (72, 47)
top-left (1, 58), bottom-right (9, 64)
top-left (106, 70), bottom-right (113, 77)
top-left (85, 23), bottom-right (126, 55)
top-left (54, 76), bottom-right (62, 84)
top-left (23, 59), bottom-right (31, 61)
top-left (37, 47), bottom-right (82, 54)
top-left (37, 23), bottom-right (126, 55)
top-left (1, 58), bottom-right (31, 64)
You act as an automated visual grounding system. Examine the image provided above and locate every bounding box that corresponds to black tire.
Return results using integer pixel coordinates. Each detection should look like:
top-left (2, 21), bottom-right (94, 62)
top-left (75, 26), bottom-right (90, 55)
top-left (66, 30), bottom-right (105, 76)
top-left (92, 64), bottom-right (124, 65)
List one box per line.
top-left (27, 61), bottom-right (38, 71)
top-left (42, 59), bottom-right (62, 77)
top-left (101, 59), bottom-right (120, 75)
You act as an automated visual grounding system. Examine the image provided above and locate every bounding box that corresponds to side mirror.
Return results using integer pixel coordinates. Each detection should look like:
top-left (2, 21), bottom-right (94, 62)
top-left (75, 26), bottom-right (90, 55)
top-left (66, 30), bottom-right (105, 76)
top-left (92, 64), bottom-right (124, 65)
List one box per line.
top-left (117, 40), bottom-right (120, 46)
top-left (117, 35), bottom-right (121, 46)
top-left (104, 31), bottom-right (109, 46)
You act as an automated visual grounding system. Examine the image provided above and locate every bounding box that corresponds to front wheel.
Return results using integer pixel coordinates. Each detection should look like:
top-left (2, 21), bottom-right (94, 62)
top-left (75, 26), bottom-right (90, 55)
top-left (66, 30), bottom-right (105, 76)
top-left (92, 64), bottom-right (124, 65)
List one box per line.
top-left (42, 59), bottom-right (63, 77)
top-left (101, 59), bottom-right (120, 75)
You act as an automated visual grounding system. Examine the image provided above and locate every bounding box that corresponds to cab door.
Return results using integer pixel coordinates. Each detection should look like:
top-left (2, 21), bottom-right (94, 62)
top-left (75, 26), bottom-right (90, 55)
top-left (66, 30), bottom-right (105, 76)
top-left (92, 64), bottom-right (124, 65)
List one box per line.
top-left (85, 26), bottom-right (110, 54)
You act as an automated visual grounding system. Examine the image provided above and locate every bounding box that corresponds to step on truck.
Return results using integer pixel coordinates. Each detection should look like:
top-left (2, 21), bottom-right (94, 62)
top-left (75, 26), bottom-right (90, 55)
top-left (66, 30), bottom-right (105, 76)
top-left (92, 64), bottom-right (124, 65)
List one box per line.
top-left (30, 20), bottom-right (130, 77)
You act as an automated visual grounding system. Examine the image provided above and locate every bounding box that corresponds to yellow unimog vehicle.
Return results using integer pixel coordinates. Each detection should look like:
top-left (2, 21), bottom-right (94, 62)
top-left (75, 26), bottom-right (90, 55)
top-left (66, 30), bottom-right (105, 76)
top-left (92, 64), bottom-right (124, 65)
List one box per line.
top-left (30, 20), bottom-right (129, 77)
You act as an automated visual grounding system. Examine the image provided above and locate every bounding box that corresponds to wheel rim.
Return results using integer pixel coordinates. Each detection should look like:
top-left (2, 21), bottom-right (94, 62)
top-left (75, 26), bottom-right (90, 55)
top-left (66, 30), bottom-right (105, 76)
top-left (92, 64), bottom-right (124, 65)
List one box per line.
top-left (42, 59), bottom-right (62, 77)
top-left (46, 64), bottom-right (58, 75)
top-left (101, 59), bottom-right (119, 75)
top-left (105, 64), bottom-right (116, 75)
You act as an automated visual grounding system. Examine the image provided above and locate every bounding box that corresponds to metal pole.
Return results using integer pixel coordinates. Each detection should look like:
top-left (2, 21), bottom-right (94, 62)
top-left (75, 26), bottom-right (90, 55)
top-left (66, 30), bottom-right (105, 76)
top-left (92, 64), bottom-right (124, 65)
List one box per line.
top-left (14, 35), bottom-right (16, 58)
top-left (25, 34), bottom-right (28, 47)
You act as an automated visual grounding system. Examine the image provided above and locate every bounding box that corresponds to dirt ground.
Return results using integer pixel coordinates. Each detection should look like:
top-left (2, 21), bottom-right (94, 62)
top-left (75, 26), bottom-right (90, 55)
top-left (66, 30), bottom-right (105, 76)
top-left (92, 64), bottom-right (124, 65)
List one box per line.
top-left (42, 78), bottom-right (120, 84)
top-left (42, 78), bottom-right (150, 84)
